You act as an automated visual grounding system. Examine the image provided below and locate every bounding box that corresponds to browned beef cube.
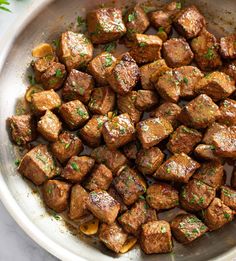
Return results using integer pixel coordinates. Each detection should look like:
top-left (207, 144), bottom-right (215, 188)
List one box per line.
top-left (88, 86), bottom-right (115, 115)
top-left (113, 166), bottom-right (146, 205)
top-left (222, 60), bottom-right (236, 81)
top-left (140, 220), bottom-right (173, 254)
top-left (220, 34), bottom-right (236, 59)
top-left (163, 38), bottom-right (194, 68)
top-left (87, 52), bottom-right (116, 85)
top-left (8, 114), bottom-right (37, 146)
top-left (149, 10), bottom-right (172, 34)
top-left (118, 200), bottom-right (157, 236)
top-left (170, 214), bottom-right (208, 244)
top-left (106, 52), bottom-right (140, 95)
top-left (43, 180), bottom-right (71, 213)
top-left (59, 100), bottom-right (89, 129)
top-left (91, 145), bottom-right (127, 173)
top-left (108, 186), bottom-right (128, 213)
top-left (87, 190), bottom-right (120, 224)
top-left (195, 72), bottom-right (235, 102)
top-left (140, 59), bottom-right (169, 90)
top-left (79, 115), bottom-right (108, 147)
top-left (194, 144), bottom-right (221, 162)
top-left (146, 182), bottom-right (179, 210)
top-left (85, 164), bottom-right (113, 191)
top-left (218, 99), bottom-right (236, 126)
top-left (165, 1), bottom-right (182, 17)
top-left (167, 125), bottom-right (202, 154)
top-left (61, 156), bottom-right (95, 183)
top-left (102, 113), bottom-right (135, 149)
top-left (99, 223), bottom-right (128, 253)
top-left (137, 117), bottom-right (173, 149)
top-left (18, 144), bottom-right (56, 185)
top-left (180, 179), bottom-right (216, 212)
top-left (117, 91), bottom-right (142, 123)
top-left (69, 184), bottom-right (89, 220)
top-left (191, 29), bottom-right (222, 71)
top-left (202, 122), bottom-right (225, 145)
top-left (58, 31), bottom-right (93, 71)
top-left (135, 90), bottom-right (159, 111)
top-left (173, 5), bottom-right (205, 39)
top-left (155, 153), bottom-right (200, 183)
top-left (202, 198), bottom-right (234, 231)
top-left (87, 8), bottom-right (126, 44)
top-left (129, 34), bottom-right (162, 64)
top-left (62, 70), bottom-right (94, 104)
top-left (220, 186), bottom-right (236, 211)
top-left (31, 89), bottom-right (61, 115)
top-left (37, 110), bottom-right (61, 142)
top-left (136, 147), bottom-right (164, 175)
top-left (123, 141), bottom-right (139, 160)
top-left (179, 94), bottom-right (221, 129)
top-left (193, 162), bottom-right (224, 189)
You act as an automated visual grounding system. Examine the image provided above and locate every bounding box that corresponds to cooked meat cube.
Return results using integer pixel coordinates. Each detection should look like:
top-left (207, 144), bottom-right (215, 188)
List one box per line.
top-left (194, 144), bottom-right (221, 161)
top-left (88, 86), bottom-right (115, 115)
top-left (220, 34), bottom-right (236, 59)
top-left (140, 220), bottom-right (173, 254)
top-left (202, 198), bottom-right (234, 231)
top-left (106, 52), bottom-right (140, 95)
top-left (99, 222), bottom-right (128, 253)
top-left (123, 141), bottom-right (139, 160)
top-left (173, 5), bottom-right (205, 39)
top-left (102, 113), bottom-right (135, 149)
top-left (167, 125), bottom-right (202, 154)
top-left (195, 72), bottom-right (235, 102)
top-left (136, 147), bottom-right (164, 175)
top-left (162, 38), bottom-right (194, 68)
top-left (146, 182), bottom-right (179, 210)
top-left (140, 59), bottom-right (169, 90)
top-left (118, 200), bottom-right (157, 235)
top-left (85, 164), bottom-right (112, 191)
top-left (62, 69), bottom-right (94, 103)
top-left (180, 179), bottom-right (215, 212)
top-left (154, 153), bottom-right (200, 183)
top-left (149, 10), bottom-right (172, 34)
top-left (18, 144), bottom-right (56, 185)
top-left (135, 90), bottom-right (159, 111)
top-left (58, 31), bottom-right (93, 71)
top-left (217, 99), bottom-right (236, 126)
top-left (137, 117), bottom-right (173, 149)
top-left (170, 214), bottom-right (208, 244)
top-left (8, 114), bottom-right (37, 146)
top-left (179, 94), bottom-right (221, 129)
top-left (117, 91), bottom-right (142, 123)
top-left (50, 131), bottom-right (83, 163)
top-left (91, 145), bottom-right (127, 173)
top-left (220, 186), bottom-right (236, 211)
top-left (129, 34), bottom-right (162, 64)
top-left (31, 89), bottom-right (61, 115)
top-left (37, 110), bottom-right (61, 142)
top-left (191, 28), bottom-right (222, 71)
top-left (202, 122), bottom-right (225, 145)
top-left (231, 167), bottom-right (236, 189)
top-left (150, 102), bottom-right (181, 128)
top-left (87, 52), bottom-right (116, 86)
top-left (79, 115), bottom-right (108, 147)
top-left (108, 186), bottom-right (128, 213)
top-left (193, 161), bottom-right (224, 189)
top-left (59, 100), bottom-right (89, 129)
top-left (69, 184), bottom-right (89, 220)
top-left (113, 166), bottom-right (146, 205)
top-left (125, 4), bottom-right (150, 38)
top-left (61, 156), bottom-right (95, 183)
top-left (43, 180), bottom-right (71, 213)
top-left (87, 8), bottom-right (126, 44)
top-left (165, 1), bottom-right (182, 17)
top-left (87, 190), bottom-right (120, 224)
top-left (222, 60), bottom-right (236, 81)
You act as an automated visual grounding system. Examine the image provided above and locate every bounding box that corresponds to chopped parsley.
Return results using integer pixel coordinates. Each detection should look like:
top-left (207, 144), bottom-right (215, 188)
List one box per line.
top-left (192, 228), bottom-right (199, 234)
top-left (80, 52), bottom-right (86, 57)
top-left (198, 197), bottom-right (204, 205)
top-left (52, 39), bottom-right (60, 48)
top-left (161, 226), bottom-right (167, 233)
top-left (55, 69), bottom-right (64, 78)
top-left (65, 143), bottom-right (71, 149)
top-left (77, 16), bottom-right (85, 27)
top-left (53, 213), bottom-right (61, 220)
top-left (14, 159), bottom-right (20, 166)
top-left (78, 87), bottom-right (85, 95)
top-left (158, 27), bottom-right (165, 33)
top-left (224, 212), bottom-right (231, 220)
top-left (209, 145), bottom-right (215, 150)
top-left (204, 48), bottom-right (215, 60)
top-left (176, 2), bottom-right (182, 9)
top-left (28, 75), bottom-right (36, 85)
top-left (77, 108), bottom-right (88, 118)
top-left (0, 0), bottom-right (11, 12)
top-left (166, 167), bottom-right (171, 174)
top-left (119, 127), bottom-right (126, 134)
top-left (104, 55), bottom-right (113, 67)
top-left (139, 195), bottom-right (145, 200)
top-left (183, 77), bottom-right (189, 84)
top-left (128, 12), bottom-right (136, 22)
top-left (71, 162), bottom-right (80, 171)
top-left (104, 42), bottom-right (116, 52)
top-left (97, 118), bottom-right (104, 129)
top-left (139, 42), bottom-right (147, 47)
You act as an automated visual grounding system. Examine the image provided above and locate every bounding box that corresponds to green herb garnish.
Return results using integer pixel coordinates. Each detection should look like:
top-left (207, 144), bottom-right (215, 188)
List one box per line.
top-left (104, 42), bottom-right (117, 52)
top-left (77, 108), bottom-right (88, 118)
top-left (15, 159), bottom-right (20, 166)
top-left (139, 195), bottom-right (145, 200)
top-left (71, 162), bottom-right (80, 171)
top-left (52, 39), bottom-right (60, 48)
top-left (161, 226), bottom-right (167, 233)
top-left (128, 12), bottom-right (136, 22)
top-left (183, 77), bottom-right (189, 84)
top-left (139, 42), bottom-right (147, 47)
top-left (224, 212), bottom-right (231, 220)
top-left (0, 0), bottom-right (11, 12)
top-left (204, 48), bottom-right (215, 60)
top-left (104, 55), bottom-right (113, 67)
top-left (176, 2), bottom-right (182, 9)
top-left (77, 16), bottom-right (85, 27)
top-left (158, 27), bottom-right (165, 33)
top-left (28, 75), bottom-right (36, 85)
top-left (55, 69), bottom-right (63, 78)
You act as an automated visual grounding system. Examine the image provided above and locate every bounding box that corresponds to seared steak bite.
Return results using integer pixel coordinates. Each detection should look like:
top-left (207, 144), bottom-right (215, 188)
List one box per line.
top-left (220, 186), bottom-right (236, 211)
top-left (135, 90), bottom-right (159, 111)
top-left (222, 60), bottom-right (236, 81)
top-left (108, 186), bottom-right (128, 213)
top-left (220, 34), bottom-right (236, 59)
top-left (194, 144), bottom-right (221, 161)
top-left (58, 31), bottom-right (93, 71)
top-left (106, 52), bottom-right (140, 95)
top-left (87, 8), bottom-right (126, 44)
top-left (154, 153), bottom-right (200, 183)
top-left (123, 141), bottom-right (139, 160)
top-left (8, 114), bottom-right (37, 146)
top-left (87, 190), bottom-right (120, 224)
top-left (140, 220), bottom-right (173, 254)
top-left (43, 180), bottom-right (71, 213)
top-left (217, 99), bottom-right (236, 126)
top-left (149, 10), bottom-right (172, 34)
top-left (202, 122), bottom-right (225, 145)
top-left (180, 179), bottom-right (216, 212)
top-left (18, 144), bottom-right (56, 185)
top-left (61, 156), bottom-right (95, 183)
top-left (171, 214), bottom-right (208, 244)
